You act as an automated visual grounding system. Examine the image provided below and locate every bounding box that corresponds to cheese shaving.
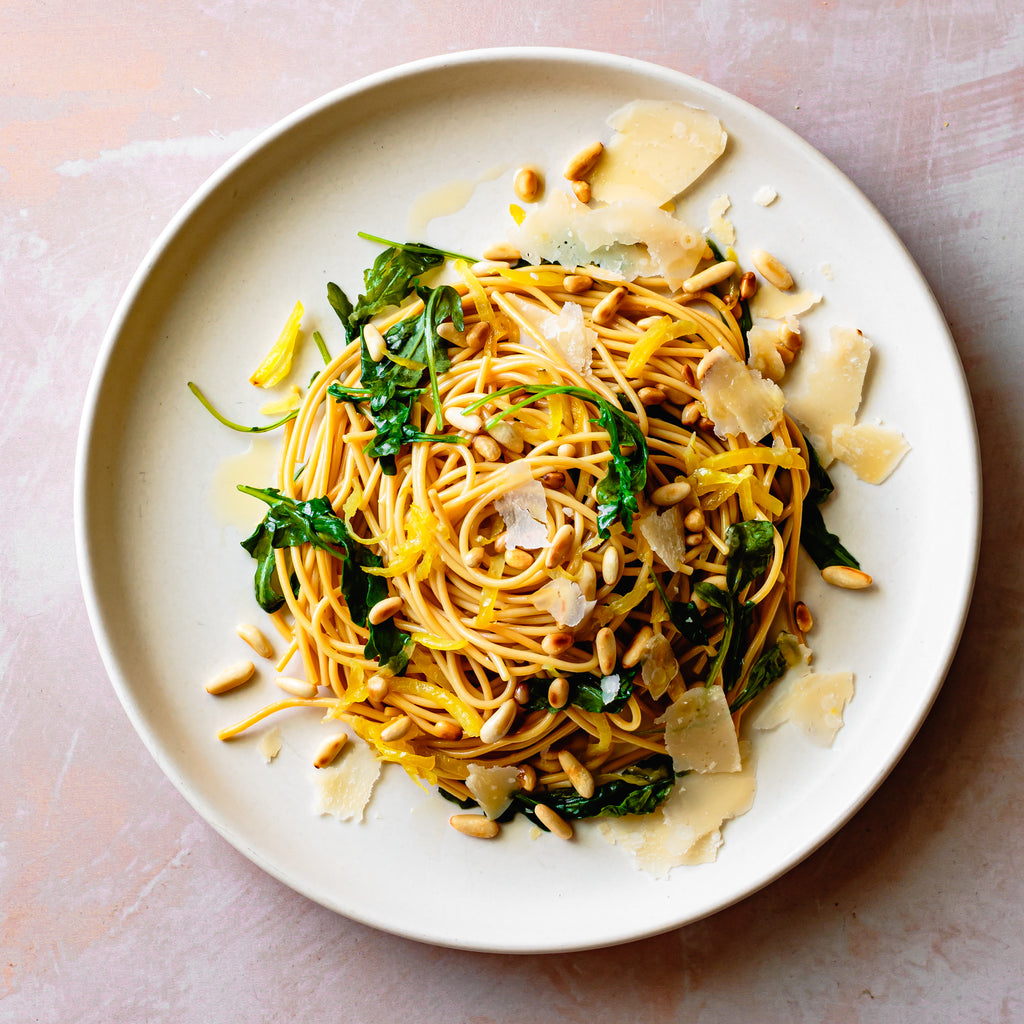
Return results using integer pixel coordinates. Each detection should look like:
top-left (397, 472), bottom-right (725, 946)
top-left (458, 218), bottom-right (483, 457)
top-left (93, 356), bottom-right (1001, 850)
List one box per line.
top-left (503, 293), bottom-right (594, 374)
top-left (534, 577), bottom-right (595, 628)
top-left (697, 346), bottom-right (786, 440)
top-left (466, 763), bottom-right (520, 819)
top-left (660, 684), bottom-right (742, 773)
top-left (830, 422), bottom-right (910, 484)
top-left (747, 667), bottom-right (854, 747)
top-left (312, 739), bottom-right (381, 822)
top-left (638, 506), bottom-right (687, 572)
top-left (495, 461), bottom-right (548, 550)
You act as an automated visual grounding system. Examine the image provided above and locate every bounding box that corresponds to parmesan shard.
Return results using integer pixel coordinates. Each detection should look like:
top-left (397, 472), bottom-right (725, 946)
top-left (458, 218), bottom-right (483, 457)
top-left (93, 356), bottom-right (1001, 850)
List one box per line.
top-left (465, 763), bottom-right (520, 820)
top-left (747, 669), bottom-right (854, 747)
top-left (753, 185), bottom-right (778, 207)
top-left (503, 293), bottom-right (595, 375)
top-left (830, 422), bottom-right (910, 484)
top-left (495, 461), bottom-right (548, 550)
top-left (640, 634), bottom-right (679, 700)
top-left (707, 194), bottom-right (735, 246)
top-left (660, 684), bottom-right (742, 774)
top-left (747, 324), bottom-right (786, 383)
top-left (588, 100), bottom-right (728, 206)
top-left (534, 577), bottom-right (595, 628)
top-left (638, 505), bottom-right (688, 572)
top-left (750, 282), bottom-right (822, 320)
top-left (312, 740), bottom-right (381, 822)
top-left (509, 190), bottom-right (705, 288)
top-left (783, 326), bottom-right (872, 463)
top-left (697, 346), bottom-right (786, 440)
top-left (257, 727), bottom-right (283, 763)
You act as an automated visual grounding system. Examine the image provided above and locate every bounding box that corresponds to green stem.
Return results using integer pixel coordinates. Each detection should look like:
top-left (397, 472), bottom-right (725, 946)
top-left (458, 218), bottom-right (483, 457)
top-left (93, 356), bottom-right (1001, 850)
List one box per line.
top-left (187, 382), bottom-right (297, 433)
top-left (356, 231), bottom-right (477, 263)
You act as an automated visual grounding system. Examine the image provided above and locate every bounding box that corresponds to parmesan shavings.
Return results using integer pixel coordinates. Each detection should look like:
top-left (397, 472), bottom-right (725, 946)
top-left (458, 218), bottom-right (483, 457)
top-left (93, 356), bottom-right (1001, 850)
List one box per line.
top-left (830, 422), bottom-right (910, 485)
top-left (753, 185), bottom-right (778, 207)
top-left (534, 577), bottom-right (595, 628)
top-left (257, 727), bottom-right (283, 763)
top-left (494, 461), bottom-right (548, 550)
top-left (707, 194), bottom-right (735, 245)
top-left (638, 506), bottom-right (687, 572)
top-left (502, 293), bottom-right (595, 374)
top-left (750, 282), bottom-right (821, 321)
top-left (640, 633), bottom-right (679, 700)
top-left (697, 346), bottom-right (786, 440)
top-left (747, 664), bottom-right (854, 747)
top-left (746, 324), bottom-right (786, 383)
top-left (465, 763), bottom-right (520, 820)
top-left (312, 739), bottom-right (381, 822)
top-left (659, 684), bottom-right (741, 774)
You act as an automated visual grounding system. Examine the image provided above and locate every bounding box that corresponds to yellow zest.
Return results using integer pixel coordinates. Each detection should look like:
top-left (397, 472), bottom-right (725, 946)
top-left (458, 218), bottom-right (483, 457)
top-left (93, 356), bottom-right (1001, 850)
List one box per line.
top-left (545, 390), bottom-right (567, 441)
top-left (364, 505), bottom-right (445, 581)
top-left (258, 385), bottom-right (302, 415)
top-left (342, 481), bottom-right (364, 521)
top-left (389, 677), bottom-right (483, 737)
top-left (509, 203), bottom-right (526, 226)
top-left (250, 300), bottom-right (303, 387)
top-left (351, 716), bottom-right (437, 783)
top-left (606, 574), bottom-right (656, 617)
top-left (455, 259), bottom-right (497, 329)
top-left (699, 446), bottom-right (805, 472)
top-left (323, 663), bottom-right (369, 713)
top-left (625, 316), bottom-right (697, 377)
top-left (410, 631), bottom-right (467, 652)
top-left (475, 551), bottom-right (504, 626)
top-left (497, 267), bottom-right (566, 289)
top-left (589, 711), bottom-right (613, 754)
top-left (693, 465), bottom-right (782, 520)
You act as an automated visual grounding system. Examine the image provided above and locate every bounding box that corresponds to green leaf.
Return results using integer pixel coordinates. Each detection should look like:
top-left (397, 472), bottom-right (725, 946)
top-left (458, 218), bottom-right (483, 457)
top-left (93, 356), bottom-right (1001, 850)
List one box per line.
top-left (729, 638), bottom-right (788, 712)
top-left (348, 244), bottom-right (446, 328)
top-left (653, 574), bottom-right (709, 647)
top-left (522, 664), bottom-right (641, 714)
top-left (724, 520), bottom-right (775, 594)
top-left (800, 440), bottom-right (861, 570)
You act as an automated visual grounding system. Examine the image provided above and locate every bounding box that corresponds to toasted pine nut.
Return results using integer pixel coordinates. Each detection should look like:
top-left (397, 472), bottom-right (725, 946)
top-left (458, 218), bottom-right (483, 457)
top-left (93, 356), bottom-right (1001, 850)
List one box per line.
top-left (751, 248), bottom-right (794, 290)
top-left (821, 565), bottom-right (873, 589)
top-left (698, 415), bottom-right (715, 432)
top-left (445, 407), bottom-right (483, 433)
top-left (682, 260), bottom-right (737, 294)
top-left (777, 322), bottom-right (803, 354)
top-left (622, 626), bottom-right (654, 669)
top-left (275, 675), bottom-right (318, 699)
top-left (432, 721), bottom-right (463, 741)
top-left (493, 531), bottom-right (508, 554)
top-left (513, 166), bottom-right (541, 203)
top-left (681, 364), bottom-right (697, 388)
top-left (651, 480), bottom-right (692, 506)
top-left (601, 545), bottom-right (621, 587)
top-left (637, 315), bottom-right (663, 330)
top-left (206, 660), bottom-right (255, 695)
top-left (557, 442), bottom-right (577, 458)
top-left (562, 274), bottom-right (593, 294)
top-left (794, 601), bottom-right (813, 633)
top-left (483, 242), bottom-right (521, 263)
top-left (548, 676), bottom-right (570, 709)
top-left (471, 433), bottom-right (501, 462)
top-left (514, 682), bottom-right (531, 705)
top-left (436, 321), bottom-right (464, 344)
top-left (578, 561), bottom-right (597, 600)
top-left (313, 733), bottom-right (348, 768)
top-left (544, 524), bottom-right (575, 569)
top-left (368, 595), bottom-right (403, 625)
top-left (739, 271), bottom-right (758, 301)
top-left (465, 320), bottom-right (492, 350)
top-left (591, 286), bottom-right (627, 326)
top-left (564, 140), bottom-right (604, 181)
top-left (683, 508), bottom-right (705, 532)
top-left (680, 402), bottom-right (702, 426)
top-left (535, 802), bottom-right (574, 840)
top-left (638, 386), bottom-right (667, 407)
top-left (542, 631), bottom-right (575, 657)
top-left (367, 673), bottom-right (389, 701)
top-left (450, 813), bottom-right (500, 839)
top-left (595, 627), bottom-right (617, 676)
top-left (777, 344), bottom-right (797, 365)
top-left (479, 698), bottom-right (517, 744)
top-left (380, 715), bottom-right (412, 742)
top-left (517, 763), bottom-right (537, 791)
top-left (570, 179), bottom-right (591, 204)
top-left (686, 532), bottom-right (705, 547)
top-left (541, 470), bottom-right (566, 489)
top-left (506, 548), bottom-right (533, 571)
top-left (236, 623), bottom-right (273, 659)
top-left (470, 260), bottom-right (510, 276)
top-left (465, 545), bottom-right (486, 569)
top-left (363, 322), bottom-right (387, 362)
top-left (557, 750), bottom-right (595, 799)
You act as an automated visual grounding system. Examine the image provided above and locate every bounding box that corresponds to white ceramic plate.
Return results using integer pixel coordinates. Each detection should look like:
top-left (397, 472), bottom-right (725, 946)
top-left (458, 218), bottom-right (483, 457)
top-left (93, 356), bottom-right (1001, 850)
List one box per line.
top-left (75, 48), bottom-right (979, 952)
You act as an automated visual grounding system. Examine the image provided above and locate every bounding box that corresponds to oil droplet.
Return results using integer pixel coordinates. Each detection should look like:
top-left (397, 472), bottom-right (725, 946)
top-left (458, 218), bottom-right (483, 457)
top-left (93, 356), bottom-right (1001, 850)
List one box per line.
top-left (210, 435), bottom-right (279, 534)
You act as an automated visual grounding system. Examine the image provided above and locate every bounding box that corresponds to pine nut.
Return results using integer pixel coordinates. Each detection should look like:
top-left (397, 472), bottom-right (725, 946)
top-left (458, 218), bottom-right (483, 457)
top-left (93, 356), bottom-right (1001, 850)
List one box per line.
top-left (595, 627), bottom-right (617, 676)
top-left (367, 673), bottom-right (389, 702)
top-left (591, 286), bottom-right (627, 326)
top-left (622, 626), bottom-right (654, 669)
top-left (514, 682), bottom-right (531, 705)
top-left (739, 270), bottom-right (758, 301)
top-left (542, 631), bottom-right (575, 657)
top-left (821, 565), bottom-right (873, 589)
top-left (236, 623), bottom-right (273, 659)
top-left (535, 803), bottom-right (574, 840)
top-left (313, 733), bottom-right (348, 768)
top-left (436, 321), bottom-right (464, 344)
top-left (506, 548), bottom-right (533, 571)
top-left (651, 480), bottom-right (692, 506)
top-left (465, 321), bottom-right (492, 350)
top-left (433, 721), bottom-right (463, 741)
top-left (445, 407), bottom-right (483, 433)
top-left (470, 260), bottom-right (510, 276)
top-left (483, 242), bottom-right (521, 263)
top-left (638, 386), bottom-right (667, 406)
top-left (558, 750), bottom-right (595, 799)
top-left (479, 698), bottom-right (517, 744)
top-left (751, 248), bottom-right (794, 290)
top-left (564, 140), bottom-right (604, 181)
top-left (493, 531), bottom-right (508, 554)
top-left (777, 322), bottom-right (803, 359)
top-left (563, 274), bottom-right (593, 295)
top-left (471, 433), bottom-right (501, 462)
top-left (698, 415), bottom-right (715, 432)
top-left (544, 524), bottom-right (575, 569)
top-left (548, 676), bottom-right (570, 709)
top-left (794, 601), bottom-right (813, 632)
top-left (517, 764), bottom-right (537, 791)
top-left (682, 260), bottom-right (737, 294)
top-left (368, 595), bottom-right (403, 625)
top-left (513, 166), bottom-right (541, 203)
top-left (557, 442), bottom-right (577, 458)
top-left (380, 715), bottom-right (412, 742)
top-left (683, 508), bottom-right (705, 532)
top-left (541, 470), bottom-right (565, 489)
top-left (686, 532), bottom-right (705, 547)
top-left (465, 545), bottom-right (486, 569)
top-left (450, 813), bottom-right (500, 839)
top-left (681, 402), bottom-right (702, 426)
top-left (570, 179), bottom-right (591, 204)
top-left (637, 315), bottom-right (663, 330)
top-left (206, 660), bottom-right (255, 695)
top-left (681, 364), bottom-right (697, 388)
top-left (363, 322), bottom-right (387, 362)
top-left (275, 675), bottom-right (318, 699)
top-left (601, 545), bottom-right (621, 587)
top-left (579, 560), bottom-right (598, 600)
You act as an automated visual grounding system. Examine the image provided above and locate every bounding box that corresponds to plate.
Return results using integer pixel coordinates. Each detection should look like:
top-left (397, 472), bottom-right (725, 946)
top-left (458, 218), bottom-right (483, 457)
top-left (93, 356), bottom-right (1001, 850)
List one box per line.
top-left (75, 48), bottom-right (980, 952)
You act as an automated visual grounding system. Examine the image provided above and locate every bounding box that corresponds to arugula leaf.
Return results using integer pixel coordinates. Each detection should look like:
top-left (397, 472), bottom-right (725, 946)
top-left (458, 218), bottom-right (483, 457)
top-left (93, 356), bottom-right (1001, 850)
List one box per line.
top-left (238, 486), bottom-right (411, 673)
top-left (653, 573), bottom-right (709, 647)
top-left (800, 440), bottom-right (861, 570)
top-left (346, 244), bottom-right (446, 328)
top-left (724, 519), bottom-right (776, 593)
top-left (728, 639), bottom-right (787, 711)
top-left (522, 664), bottom-right (641, 714)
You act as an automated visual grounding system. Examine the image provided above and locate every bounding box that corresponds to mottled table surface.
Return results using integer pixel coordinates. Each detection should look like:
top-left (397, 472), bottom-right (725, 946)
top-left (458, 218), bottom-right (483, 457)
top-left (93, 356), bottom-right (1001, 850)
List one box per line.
top-left (3, 2), bottom-right (1022, 1021)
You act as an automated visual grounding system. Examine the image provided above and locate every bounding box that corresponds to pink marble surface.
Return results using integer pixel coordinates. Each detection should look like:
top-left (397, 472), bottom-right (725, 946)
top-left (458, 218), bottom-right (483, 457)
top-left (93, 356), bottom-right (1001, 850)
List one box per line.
top-left (2, 0), bottom-right (1022, 1020)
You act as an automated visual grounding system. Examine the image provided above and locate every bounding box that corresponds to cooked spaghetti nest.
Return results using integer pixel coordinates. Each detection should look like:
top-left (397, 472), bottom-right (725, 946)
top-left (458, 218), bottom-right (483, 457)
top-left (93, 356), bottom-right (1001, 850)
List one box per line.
top-left (224, 260), bottom-right (812, 806)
